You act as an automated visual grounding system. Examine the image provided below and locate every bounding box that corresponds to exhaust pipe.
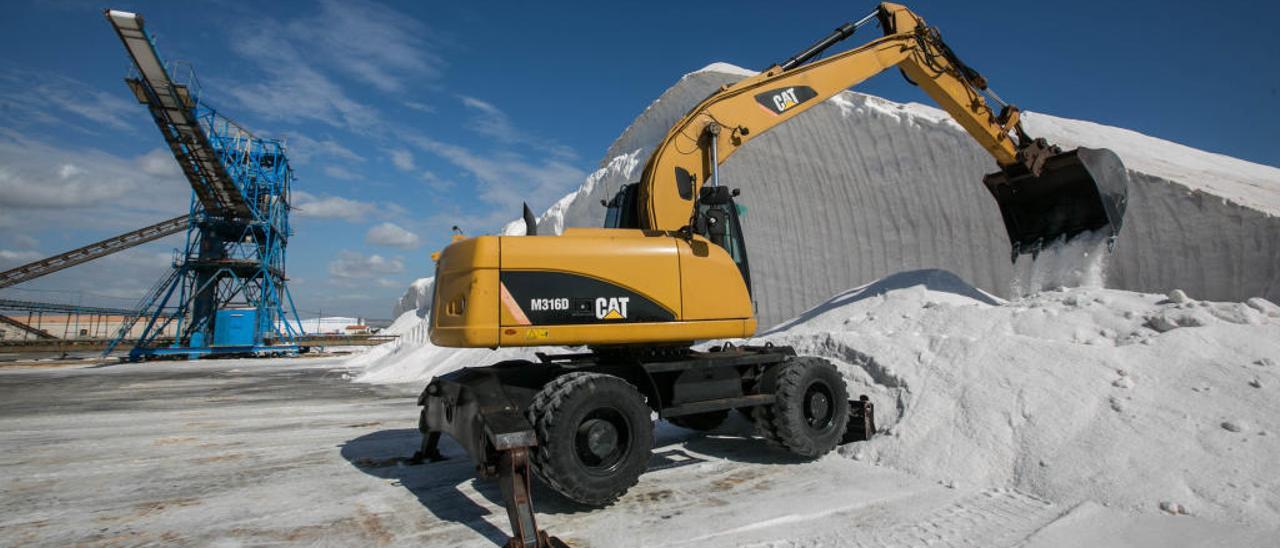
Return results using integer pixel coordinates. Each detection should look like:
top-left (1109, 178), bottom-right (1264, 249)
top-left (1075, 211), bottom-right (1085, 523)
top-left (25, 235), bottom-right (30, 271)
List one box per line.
top-left (983, 147), bottom-right (1129, 259)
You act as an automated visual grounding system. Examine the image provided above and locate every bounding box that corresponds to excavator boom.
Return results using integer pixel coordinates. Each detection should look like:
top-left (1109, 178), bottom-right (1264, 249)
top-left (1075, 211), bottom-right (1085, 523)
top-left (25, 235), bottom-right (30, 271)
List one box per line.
top-left (634, 2), bottom-right (1128, 255)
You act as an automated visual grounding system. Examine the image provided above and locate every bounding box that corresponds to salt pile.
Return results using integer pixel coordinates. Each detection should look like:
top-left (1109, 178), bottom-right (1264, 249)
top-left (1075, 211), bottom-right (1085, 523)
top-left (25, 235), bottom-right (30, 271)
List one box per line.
top-left (757, 269), bottom-right (1280, 527)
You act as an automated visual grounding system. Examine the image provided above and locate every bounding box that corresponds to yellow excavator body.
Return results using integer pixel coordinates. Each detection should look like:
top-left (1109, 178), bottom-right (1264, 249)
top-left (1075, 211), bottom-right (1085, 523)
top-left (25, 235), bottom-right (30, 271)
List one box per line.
top-left (430, 228), bottom-right (754, 348)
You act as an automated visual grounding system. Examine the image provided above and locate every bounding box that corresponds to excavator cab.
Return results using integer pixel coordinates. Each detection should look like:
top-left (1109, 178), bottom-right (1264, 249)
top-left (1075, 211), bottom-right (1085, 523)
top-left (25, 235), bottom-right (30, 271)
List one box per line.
top-left (983, 146), bottom-right (1129, 258)
top-left (694, 186), bottom-right (752, 294)
top-left (603, 183), bottom-right (640, 229)
top-left (606, 183), bottom-right (754, 293)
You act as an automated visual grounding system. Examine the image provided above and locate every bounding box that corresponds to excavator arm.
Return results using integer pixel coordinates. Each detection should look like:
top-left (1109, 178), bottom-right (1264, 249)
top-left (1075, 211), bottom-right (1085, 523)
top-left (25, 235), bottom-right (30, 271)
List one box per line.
top-left (636, 2), bottom-right (1128, 257)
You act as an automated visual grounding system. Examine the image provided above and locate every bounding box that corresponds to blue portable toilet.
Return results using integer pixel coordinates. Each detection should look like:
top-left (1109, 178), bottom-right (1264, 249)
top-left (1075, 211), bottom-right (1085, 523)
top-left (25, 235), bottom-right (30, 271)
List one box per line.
top-left (213, 308), bottom-right (257, 347)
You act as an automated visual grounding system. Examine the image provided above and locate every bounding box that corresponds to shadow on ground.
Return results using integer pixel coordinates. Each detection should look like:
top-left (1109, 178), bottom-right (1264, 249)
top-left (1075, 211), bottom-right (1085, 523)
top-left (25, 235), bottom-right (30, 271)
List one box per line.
top-left (340, 416), bottom-right (810, 542)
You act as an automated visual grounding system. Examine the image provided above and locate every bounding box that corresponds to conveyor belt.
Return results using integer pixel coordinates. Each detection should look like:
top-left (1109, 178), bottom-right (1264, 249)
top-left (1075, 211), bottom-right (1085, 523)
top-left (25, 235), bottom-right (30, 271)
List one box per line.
top-left (0, 314), bottom-right (58, 340)
top-left (105, 10), bottom-right (251, 218)
top-left (0, 215), bottom-right (187, 289)
top-left (0, 298), bottom-right (174, 318)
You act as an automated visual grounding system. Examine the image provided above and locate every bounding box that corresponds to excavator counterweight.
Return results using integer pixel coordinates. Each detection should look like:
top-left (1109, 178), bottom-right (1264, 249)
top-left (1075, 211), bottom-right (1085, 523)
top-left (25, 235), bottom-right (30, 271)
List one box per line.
top-left (984, 147), bottom-right (1129, 257)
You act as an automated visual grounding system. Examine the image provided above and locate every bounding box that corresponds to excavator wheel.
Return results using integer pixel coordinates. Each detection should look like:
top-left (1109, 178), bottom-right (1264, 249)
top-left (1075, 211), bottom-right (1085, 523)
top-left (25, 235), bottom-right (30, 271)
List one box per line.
top-left (528, 372), bottom-right (654, 506)
top-left (754, 357), bottom-right (850, 458)
top-left (668, 410), bottom-right (730, 432)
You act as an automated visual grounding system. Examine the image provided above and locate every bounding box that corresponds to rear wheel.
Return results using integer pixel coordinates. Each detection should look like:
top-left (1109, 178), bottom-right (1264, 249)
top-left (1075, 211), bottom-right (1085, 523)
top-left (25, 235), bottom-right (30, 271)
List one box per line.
top-left (668, 410), bottom-right (729, 431)
top-left (754, 357), bottom-right (849, 458)
top-left (528, 372), bottom-right (653, 506)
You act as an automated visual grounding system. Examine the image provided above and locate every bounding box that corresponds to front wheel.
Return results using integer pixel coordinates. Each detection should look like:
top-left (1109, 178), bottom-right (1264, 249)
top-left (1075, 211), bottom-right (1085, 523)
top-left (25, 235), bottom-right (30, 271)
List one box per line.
top-left (528, 372), bottom-right (654, 506)
top-left (754, 357), bottom-right (850, 458)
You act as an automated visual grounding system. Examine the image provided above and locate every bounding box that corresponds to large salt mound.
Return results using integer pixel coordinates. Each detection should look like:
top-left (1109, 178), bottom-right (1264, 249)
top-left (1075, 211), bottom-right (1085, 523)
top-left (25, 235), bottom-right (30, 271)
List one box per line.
top-left (356, 268), bottom-right (1280, 531)
top-left (760, 269), bottom-right (1280, 527)
top-left (503, 63), bottom-right (1280, 328)
top-left (391, 277), bottom-right (435, 321)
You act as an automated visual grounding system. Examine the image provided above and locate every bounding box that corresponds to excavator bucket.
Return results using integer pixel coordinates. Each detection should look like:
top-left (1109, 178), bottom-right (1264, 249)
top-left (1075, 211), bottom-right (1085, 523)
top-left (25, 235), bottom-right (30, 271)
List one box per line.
top-left (982, 147), bottom-right (1129, 257)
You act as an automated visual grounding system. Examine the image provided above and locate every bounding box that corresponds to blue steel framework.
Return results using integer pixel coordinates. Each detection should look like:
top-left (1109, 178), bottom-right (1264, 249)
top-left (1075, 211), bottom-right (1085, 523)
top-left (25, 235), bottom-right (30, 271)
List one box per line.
top-left (105, 11), bottom-right (304, 360)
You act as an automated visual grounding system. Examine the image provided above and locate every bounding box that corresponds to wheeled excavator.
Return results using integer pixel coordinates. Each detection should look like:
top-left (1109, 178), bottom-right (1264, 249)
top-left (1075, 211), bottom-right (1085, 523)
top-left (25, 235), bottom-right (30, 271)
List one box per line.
top-left (413, 4), bottom-right (1129, 546)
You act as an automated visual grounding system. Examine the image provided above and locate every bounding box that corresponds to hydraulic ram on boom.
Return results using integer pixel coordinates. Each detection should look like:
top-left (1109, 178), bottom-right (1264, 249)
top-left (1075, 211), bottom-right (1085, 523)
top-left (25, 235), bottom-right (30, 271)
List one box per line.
top-left (413, 4), bottom-right (1129, 546)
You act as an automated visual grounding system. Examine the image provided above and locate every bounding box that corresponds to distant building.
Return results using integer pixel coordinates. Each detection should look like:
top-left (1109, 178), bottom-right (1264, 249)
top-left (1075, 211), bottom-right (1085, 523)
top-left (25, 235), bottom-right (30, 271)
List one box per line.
top-left (0, 313), bottom-right (178, 341)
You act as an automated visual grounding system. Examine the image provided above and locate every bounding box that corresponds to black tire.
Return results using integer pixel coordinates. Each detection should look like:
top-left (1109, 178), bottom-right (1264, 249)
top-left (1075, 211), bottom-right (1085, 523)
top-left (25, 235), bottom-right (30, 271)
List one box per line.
top-left (754, 357), bottom-right (849, 458)
top-left (668, 410), bottom-right (729, 431)
top-left (528, 372), bottom-right (653, 506)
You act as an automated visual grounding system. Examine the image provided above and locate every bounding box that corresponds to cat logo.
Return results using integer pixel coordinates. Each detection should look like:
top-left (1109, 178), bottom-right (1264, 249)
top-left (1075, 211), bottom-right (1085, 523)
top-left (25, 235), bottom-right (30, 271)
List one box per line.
top-left (755, 85), bottom-right (818, 116)
top-left (595, 297), bottom-right (629, 320)
top-left (772, 87), bottom-right (801, 112)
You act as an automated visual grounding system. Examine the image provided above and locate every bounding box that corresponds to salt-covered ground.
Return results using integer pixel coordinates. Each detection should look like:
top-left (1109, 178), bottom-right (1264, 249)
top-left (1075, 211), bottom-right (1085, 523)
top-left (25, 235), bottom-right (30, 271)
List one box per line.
top-left (5, 304), bottom-right (1276, 547)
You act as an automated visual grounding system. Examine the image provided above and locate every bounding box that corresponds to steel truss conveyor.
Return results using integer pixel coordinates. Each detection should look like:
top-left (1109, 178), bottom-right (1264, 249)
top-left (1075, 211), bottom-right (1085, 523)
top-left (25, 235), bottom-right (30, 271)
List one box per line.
top-left (0, 216), bottom-right (186, 289)
top-left (106, 10), bottom-right (251, 219)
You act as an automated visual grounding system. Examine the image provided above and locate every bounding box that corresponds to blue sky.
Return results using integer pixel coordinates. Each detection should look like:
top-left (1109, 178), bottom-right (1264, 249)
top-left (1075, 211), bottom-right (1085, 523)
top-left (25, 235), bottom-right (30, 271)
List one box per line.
top-left (1, 0), bottom-right (1276, 319)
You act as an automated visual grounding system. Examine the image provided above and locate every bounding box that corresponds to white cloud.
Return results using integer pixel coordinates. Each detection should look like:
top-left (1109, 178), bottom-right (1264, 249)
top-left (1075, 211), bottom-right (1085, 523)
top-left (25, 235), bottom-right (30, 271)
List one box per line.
top-left (0, 71), bottom-right (136, 133)
top-left (8, 234), bottom-right (39, 250)
top-left (389, 148), bottom-right (416, 172)
top-left (137, 148), bottom-right (183, 178)
top-left (0, 249), bottom-right (43, 265)
top-left (57, 164), bottom-right (84, 179)
top-left (285, 135), bottom-right (364, 166)
top-left (328, 250), bottom-right (404, 281)
top-left (459, 95), bottom-right (516, 141)
top-left (292, 190), bottom-right (375, 222)
top-left (308, 0), bottom-right (445, 93)
top-left (46, 89), bottom-right (136, 131)
top-left (0, 133), bottom-right (187, 212)
top-left (322, 164), bottom-right (362, 181)
top-left (420, 170), bottom-right (454, 191)
top-left (409, 134), bottom-right (587, 215)
top-left (376, 278), bottom-right (403, 288)
top-left (224, 0), bottom-right (444, 131)
top-left (404, 101), bottom-right (435, 113)
top-left (225, 36), bottom-right (380, 131)
top-left (457, 95), bottom-right (579, 160)
top-left (365, 222), bottom-right (420, 249)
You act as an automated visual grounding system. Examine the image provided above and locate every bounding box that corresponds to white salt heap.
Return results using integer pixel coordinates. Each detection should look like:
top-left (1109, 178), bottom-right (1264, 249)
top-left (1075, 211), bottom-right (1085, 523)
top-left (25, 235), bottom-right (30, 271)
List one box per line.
top-left (757, 269), bottom-right (1280, 528)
